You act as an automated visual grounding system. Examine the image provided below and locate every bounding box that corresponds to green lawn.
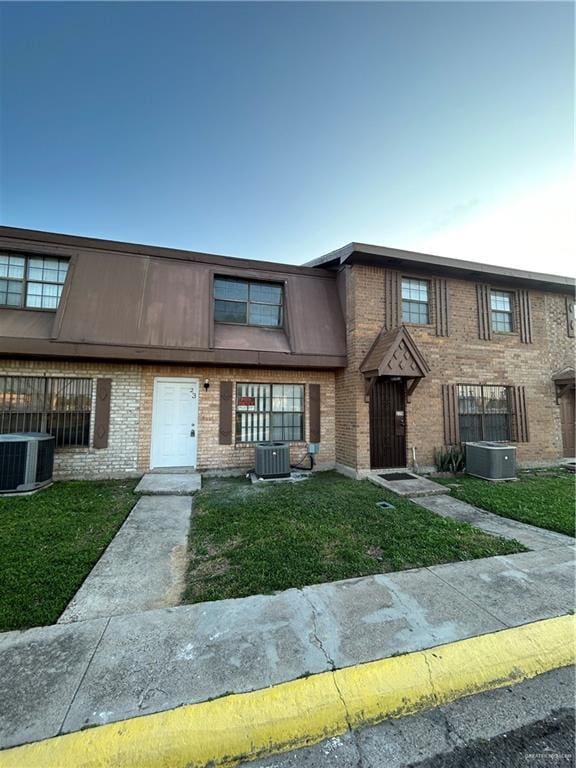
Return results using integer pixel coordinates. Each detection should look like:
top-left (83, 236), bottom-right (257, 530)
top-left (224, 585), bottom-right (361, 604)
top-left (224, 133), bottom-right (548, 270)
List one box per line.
top-left (0, 480), bottom-right (137, 631)
top-left (435, 469), bottom-right (575, 537)
top-left (184, 472), bottom-right (525, 604)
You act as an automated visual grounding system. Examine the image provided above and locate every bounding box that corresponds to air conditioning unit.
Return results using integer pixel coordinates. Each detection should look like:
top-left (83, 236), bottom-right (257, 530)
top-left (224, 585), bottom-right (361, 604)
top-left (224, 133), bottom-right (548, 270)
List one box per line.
top-left (255, 442), bottom-right (290, 479)
top-left (465, 441), bottom-right (516, 481)
top-left (0, 433), bottom-right (56, 493)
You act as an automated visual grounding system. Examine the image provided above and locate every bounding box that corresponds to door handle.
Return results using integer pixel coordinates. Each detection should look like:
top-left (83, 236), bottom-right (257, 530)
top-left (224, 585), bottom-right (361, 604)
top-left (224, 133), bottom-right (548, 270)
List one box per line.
top-left (190, 427), bottom-right (195, 437)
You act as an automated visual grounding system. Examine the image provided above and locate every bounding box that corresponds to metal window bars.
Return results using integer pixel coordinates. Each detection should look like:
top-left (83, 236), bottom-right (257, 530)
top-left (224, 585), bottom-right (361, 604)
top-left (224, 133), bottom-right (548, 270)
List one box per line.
top-left (235, 383), bottom-right (304, 443)
top-left (0, 376), bottom-right (92, 447)
top-left (457, 384), bottom-right (511, 443)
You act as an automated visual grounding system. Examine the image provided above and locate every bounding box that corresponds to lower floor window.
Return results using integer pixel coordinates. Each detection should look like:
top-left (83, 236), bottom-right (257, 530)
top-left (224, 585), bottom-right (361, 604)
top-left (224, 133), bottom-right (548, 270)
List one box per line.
top-left (236, 383), bottom-right (304, 442)
top-left (457, 384), bottom-right (511, 442)
top-left (0, 376), bottom-right (93, 447)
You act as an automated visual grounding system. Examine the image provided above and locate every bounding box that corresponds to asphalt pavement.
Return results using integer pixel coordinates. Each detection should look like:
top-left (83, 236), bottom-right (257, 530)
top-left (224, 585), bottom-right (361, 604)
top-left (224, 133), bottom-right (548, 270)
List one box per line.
top-left (243, 666), bottom-right (576, 768)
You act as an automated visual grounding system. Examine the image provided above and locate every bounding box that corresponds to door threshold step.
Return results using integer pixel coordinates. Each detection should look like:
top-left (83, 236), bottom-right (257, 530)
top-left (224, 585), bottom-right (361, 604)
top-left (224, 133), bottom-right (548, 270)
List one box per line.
top-left (135, 473), bottom-right (201, 495)
top-left (368, 471), bottom-right (449, 497)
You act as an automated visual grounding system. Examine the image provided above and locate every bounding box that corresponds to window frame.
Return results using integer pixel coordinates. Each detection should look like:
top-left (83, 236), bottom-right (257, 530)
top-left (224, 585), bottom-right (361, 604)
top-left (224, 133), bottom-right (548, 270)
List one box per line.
top-left (490, 289), bottom-right (515, 334)
top-left (401, 277), bottom-right (431, 325)
top-left (0, 376), bottom-right (93, 448)
top-left (235, 382), bottom-right (305, 444)
top-left (213, 276), bottom-right (284, 329)
top-left (457, 383), bottom-right (513, 443)
top-left (0, 252), bottom-right (70, 311)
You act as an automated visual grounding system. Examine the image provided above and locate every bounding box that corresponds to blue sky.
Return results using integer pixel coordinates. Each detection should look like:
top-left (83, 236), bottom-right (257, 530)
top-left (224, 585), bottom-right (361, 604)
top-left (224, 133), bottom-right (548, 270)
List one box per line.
top-left (0, 2), bottom-right (573, 271)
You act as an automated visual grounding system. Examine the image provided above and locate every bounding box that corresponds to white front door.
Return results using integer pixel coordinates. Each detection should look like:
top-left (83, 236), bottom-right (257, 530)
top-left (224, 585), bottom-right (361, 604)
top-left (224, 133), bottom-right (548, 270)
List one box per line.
top-left (150, 378), bottom-right (199, 468)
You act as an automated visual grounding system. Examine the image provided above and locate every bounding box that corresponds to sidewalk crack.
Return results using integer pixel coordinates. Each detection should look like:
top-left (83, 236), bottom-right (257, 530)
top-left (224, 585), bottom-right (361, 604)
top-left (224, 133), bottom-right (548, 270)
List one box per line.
top-left (300, 589), bottom-right (335, 670)
top-left (423, 651), bottom-right (439, 707)
top-left (58, 616), bottom-right (111, 735)
top-left (424, 567), bottom-right (510, 629)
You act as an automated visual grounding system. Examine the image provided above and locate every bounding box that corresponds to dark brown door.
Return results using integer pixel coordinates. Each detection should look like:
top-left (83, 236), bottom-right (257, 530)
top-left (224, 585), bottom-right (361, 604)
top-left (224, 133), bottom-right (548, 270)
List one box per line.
top-left (370, 378), bottom-right (406, 468)
top-left (560, 389), bottom-right (575, 457)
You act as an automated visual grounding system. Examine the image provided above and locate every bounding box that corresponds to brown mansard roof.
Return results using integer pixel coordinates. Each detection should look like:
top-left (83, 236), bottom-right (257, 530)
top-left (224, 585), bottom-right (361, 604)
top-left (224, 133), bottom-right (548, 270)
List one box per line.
top-left (306, 242), bottom-right (575, 293)
top-left (0, 227), bottom-right (346, 368)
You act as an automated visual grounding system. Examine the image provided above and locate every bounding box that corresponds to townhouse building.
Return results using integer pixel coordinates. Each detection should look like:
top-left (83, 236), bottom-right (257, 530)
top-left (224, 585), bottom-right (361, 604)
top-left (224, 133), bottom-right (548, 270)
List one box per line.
top-left (0, 227), bottom-right (573, 479)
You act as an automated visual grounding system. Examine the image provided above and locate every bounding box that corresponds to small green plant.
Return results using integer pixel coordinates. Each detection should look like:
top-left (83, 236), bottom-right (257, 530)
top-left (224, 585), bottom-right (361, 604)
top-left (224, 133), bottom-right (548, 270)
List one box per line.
top-left (434, 445), bottom-right (466, 473)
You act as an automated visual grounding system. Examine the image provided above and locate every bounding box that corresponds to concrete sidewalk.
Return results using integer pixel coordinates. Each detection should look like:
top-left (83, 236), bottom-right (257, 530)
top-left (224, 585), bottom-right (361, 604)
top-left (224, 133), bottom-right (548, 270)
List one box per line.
top-left (1, 543), bottom-right (573, 750)
top-left (415, 494), bottom-right (574, 550)
top-left (58, 495), bottom-right (192, 623)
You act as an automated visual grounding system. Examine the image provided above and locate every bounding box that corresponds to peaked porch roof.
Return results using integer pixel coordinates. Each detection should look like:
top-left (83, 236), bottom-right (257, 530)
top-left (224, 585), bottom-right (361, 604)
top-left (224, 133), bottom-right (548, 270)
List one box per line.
top-left (360, 325), bottom-right (431, 379)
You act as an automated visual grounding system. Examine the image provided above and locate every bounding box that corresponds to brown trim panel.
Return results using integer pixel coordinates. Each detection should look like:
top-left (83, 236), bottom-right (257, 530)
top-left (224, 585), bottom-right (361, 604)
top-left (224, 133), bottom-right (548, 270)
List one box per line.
top-left (219, 381), bottom-right (233, 445)
top-left (309, 383), bottom-right (321, 442)
top-left (476, 284), bottom-right (492, 341)
top-left (442, 384), bottom-right (460, 445)
top-left (0, 337), bottom-right (346, 369)
top-left (511, 385), bottom-right (530, 442)
top-left (566, 296), bottom-right (575, 338)
top-left (93, 378), bottom-right (112, 449)
top-left (434, 278), bottom-right (450, 337)
top-left (384, 270), bottom-right (401, 330)
top-left (518, 290), bottom-right (533, 344)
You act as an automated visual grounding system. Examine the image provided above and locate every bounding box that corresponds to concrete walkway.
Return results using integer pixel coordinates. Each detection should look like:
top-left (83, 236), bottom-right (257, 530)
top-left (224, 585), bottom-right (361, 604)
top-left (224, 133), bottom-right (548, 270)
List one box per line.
top-left (58, 495), bottom-right (192, 623)
top-left (135, 472), bottom-right (201, 495)
top-left (415, 494), bottom-right (574, 550)
top-left (1, 544), bottom-right (573, 749)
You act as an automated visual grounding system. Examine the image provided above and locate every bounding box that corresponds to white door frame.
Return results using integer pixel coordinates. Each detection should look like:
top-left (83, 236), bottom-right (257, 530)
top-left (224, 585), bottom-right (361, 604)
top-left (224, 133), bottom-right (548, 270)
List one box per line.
top-left (150, 377), bottom-right (199, 469)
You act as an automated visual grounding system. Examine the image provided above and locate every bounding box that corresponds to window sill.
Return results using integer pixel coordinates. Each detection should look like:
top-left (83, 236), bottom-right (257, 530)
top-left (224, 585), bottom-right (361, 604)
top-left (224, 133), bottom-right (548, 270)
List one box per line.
top-left (215, 321), bottom-right (285, 331)
top-left (402, 321), bottom-right (433, 329)
top-left (0, 305), bottom-right (58, 313)
top-left (235, 441), bottom-right (307, 448)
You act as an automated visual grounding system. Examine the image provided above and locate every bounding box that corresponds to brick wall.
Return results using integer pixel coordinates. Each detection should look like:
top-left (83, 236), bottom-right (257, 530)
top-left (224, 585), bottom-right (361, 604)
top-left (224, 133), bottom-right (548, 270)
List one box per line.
top-left (0, 359), bottom-right (336, 478)
top-left (0, 360), bottom-right (142, 478)
top-left (336, 265), bottom-right (575, 472)
top-left (138, 366), bottom-right (335, 473)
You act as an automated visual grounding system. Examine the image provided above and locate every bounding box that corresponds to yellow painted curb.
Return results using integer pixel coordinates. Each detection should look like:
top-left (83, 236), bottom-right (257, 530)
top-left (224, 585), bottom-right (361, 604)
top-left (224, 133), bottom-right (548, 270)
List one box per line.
top-left (1, 614), bottom-right (574, 768)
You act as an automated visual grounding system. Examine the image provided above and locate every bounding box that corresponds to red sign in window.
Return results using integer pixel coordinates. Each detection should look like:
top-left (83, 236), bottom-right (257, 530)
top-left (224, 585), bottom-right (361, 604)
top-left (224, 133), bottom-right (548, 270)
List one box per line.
top-left (238, 396), bottom-right (255, 406)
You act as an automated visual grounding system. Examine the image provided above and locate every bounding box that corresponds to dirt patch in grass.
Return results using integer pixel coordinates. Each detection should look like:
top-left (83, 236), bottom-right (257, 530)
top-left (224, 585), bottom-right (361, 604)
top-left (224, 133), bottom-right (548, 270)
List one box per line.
top-left (184, 472), bottom-right (526, 604)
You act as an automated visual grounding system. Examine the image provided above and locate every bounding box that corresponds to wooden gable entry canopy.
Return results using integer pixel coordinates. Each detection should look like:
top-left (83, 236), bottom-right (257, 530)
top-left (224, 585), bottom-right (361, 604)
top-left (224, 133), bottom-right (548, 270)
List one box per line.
top-left (552, 367), bottom-right (575, 403)
top-left (360, 325), bottom-right (431, 402)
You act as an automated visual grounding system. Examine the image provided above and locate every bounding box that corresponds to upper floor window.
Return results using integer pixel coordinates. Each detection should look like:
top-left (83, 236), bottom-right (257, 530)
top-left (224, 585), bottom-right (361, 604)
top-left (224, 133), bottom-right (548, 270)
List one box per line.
top-left (490, 290), bottom-right (514, 333)
top-left (214, 277), bottom-right (283, 327)
top-left (401, 278), bottom-right (429, 324)
top-left (0, 253), bottom-right (69, 310)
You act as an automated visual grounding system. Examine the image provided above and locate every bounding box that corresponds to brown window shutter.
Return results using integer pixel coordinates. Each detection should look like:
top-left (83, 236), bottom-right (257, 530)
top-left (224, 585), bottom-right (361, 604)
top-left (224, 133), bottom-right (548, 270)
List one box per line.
top-left (309, 384), bottom-right (321, 442)
top-left (510, 386), bottom-right (529, 442)
top-left (93, 378), bottom-right (112, 449)
top-left (476, 284), bottom-right (492, 340)
top-left (566, 297), bottom-right (575, 338)
top-left (219, 381), bottom-right (233, 445)
top-left (442, 384), bottom-right (460, 445)
top-left (384, 270), bottom-right (401, 330)
top-left (518, 290), bottom-right (533, 344)
top-left (434, 278), bottom-right (450, 337)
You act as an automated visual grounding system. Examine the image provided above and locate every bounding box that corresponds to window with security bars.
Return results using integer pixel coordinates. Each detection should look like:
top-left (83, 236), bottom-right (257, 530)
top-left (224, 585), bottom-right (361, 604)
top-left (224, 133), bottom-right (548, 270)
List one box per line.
top-left (0, 253), bottom-right (69, 309)
top-left (0, 377), bottom-right (92, 447)
top-left (457, 384), bottom-right (512, 442)
top-left (401, 278), bottom-right (430, 324)
top-left (236, 383), bottom-right (304, 443)
top-left (490, 290), bottom-right (514, 332)
top-left (214, 277), bottom-right (283, 327)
